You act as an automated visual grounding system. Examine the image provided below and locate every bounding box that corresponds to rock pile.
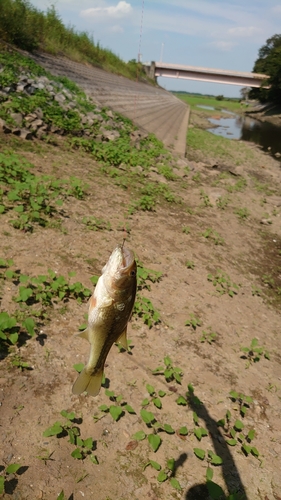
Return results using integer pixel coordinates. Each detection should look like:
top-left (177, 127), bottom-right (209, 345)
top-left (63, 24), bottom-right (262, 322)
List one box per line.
top-left (0, 70), bottom-right (131, 142)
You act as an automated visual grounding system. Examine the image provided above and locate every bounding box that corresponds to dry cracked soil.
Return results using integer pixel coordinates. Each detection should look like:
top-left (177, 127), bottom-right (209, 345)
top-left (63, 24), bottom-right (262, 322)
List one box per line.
top-left (0, 90), bottom-right (281, 500)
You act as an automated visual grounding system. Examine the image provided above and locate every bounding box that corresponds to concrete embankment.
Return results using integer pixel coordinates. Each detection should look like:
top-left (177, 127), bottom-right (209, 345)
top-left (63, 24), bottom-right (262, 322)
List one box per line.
top-left (29, 52), bottom-right (189, 156)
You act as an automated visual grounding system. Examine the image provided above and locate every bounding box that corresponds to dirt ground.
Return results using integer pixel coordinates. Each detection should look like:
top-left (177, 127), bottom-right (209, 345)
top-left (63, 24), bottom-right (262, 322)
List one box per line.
top-left (0, 107), bottom-right (281, 500)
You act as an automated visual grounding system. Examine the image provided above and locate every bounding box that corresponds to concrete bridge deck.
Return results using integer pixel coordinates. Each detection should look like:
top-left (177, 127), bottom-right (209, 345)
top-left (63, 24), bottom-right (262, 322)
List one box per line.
top-left (144, 62), bottom-right (269, 88)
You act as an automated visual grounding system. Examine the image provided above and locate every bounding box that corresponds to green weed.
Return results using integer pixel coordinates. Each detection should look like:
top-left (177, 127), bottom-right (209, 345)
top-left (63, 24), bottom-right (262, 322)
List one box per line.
top-left (201, 227), bottom-right (224, 245)
top-left (96, 390), bottom-right (136, 422)
top-left (186, 260), bottom-right (195, 269)
top-left (240, 338), bottom-right (270, 366)
top-left (234, 207), bottom-right (250, 220)
top-left (43, 410), bottom-right (99, 463)
top-left (14, 269), bottom-right (91, 306)
top-left (200, 190), bottom-right (213, 207)
top-left (216, 195), bottom-right (229, 209)
top-left (82, 216), bottom-right (111, 231)
top-left (0, 463), bottom-right (23, 495)
top-left (133, 296), bottom-right (161, 328)
top-left (200, 327), bottom-right (217, 344)
top-left (185, 313), bottom-right (202, 331)
top-left (207, 270), bottom-right (239, 297)
top-left (141, 383), bottom-right (166, 410)
top-left (152, 356), bottom-right (183, 384)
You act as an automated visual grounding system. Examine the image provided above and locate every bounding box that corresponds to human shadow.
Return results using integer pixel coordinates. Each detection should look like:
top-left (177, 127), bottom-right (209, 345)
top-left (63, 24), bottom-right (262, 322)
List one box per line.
top-left (184, 390), bottom-right (248, 500)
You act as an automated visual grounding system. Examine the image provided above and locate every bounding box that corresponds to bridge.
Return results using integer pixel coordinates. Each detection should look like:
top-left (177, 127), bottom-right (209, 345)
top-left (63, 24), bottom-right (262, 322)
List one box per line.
top-left (144, 62), bottom-right (269, 88)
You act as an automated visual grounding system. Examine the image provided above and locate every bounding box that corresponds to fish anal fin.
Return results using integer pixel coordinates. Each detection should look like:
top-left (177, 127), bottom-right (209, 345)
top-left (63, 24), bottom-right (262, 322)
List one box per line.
top-left (117, 327), bottom-right (128, 350)
top-left (74, 327), bottom-right (90, 341)
top-left (72, 368), bottom-right (103, 397)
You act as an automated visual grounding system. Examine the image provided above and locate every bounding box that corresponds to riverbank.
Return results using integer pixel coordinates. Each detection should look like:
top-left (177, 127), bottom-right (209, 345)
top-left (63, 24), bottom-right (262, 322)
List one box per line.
top-left (0, 60), bottom-right (281, 500)
top-left (246, 103), bottom-right (281, 127)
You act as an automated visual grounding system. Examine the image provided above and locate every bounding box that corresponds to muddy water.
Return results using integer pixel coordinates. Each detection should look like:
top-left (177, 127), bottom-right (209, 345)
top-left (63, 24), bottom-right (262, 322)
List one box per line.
top-left (197, 105), bottom-right (281, 158)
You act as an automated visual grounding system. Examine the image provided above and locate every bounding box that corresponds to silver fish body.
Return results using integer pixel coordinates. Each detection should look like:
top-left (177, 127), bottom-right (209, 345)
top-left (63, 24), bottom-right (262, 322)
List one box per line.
top-left (72, 244), bottom-right (137, 397)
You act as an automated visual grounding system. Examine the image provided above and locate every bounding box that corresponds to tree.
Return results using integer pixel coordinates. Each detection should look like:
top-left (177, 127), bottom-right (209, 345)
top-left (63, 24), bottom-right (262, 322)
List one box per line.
top-left (249, 34), bottom-right (281, 103)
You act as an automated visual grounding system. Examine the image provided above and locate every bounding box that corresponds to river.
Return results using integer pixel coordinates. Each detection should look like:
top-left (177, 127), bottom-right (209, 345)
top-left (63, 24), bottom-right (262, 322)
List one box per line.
top-left (198, 105), bottom-right (281, 159)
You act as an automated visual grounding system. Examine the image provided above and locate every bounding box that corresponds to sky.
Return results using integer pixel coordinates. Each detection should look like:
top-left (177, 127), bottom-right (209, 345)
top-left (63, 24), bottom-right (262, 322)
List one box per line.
top-left (30, 0), bottom-right (281, 97)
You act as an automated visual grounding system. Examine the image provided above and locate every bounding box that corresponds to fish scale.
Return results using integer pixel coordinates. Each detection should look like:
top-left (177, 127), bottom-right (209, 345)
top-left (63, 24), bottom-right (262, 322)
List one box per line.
top-left (72, 244), bottom-right (137, 397)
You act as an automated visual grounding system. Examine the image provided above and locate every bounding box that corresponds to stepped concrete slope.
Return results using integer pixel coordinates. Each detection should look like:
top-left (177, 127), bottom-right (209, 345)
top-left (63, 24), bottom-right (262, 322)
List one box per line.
top-left (29, 52), bottom-right (189, 156)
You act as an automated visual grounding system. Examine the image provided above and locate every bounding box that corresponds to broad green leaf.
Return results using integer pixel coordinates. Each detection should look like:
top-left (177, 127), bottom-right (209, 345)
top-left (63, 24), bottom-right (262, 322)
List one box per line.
top-left (157, 470), bottom-right (168, 482)
top-left (164, 355), bottom-right (172, 366)
top-left (210, 454), bottom-right (223, 465)
top-left (153, 397), bottom-right (162, 409)
top-left (179, 426), bottom-right (188, 435)
top-left (140, 408), bottom-right (155, 424)
top-left (60, 410), bottom-right (75, 421)
top-left (149, 460), bottom-right (161, 471)
top-left (247, 429), bottom-right (255, 441)
top-left (207, 480), bottom-right (225, 499)
top-left (141, 398), bottom-right (149, 406)
top-left (251, 447), bottom-right (259, 457)
top-left (206, 467), bottom-right (213, 481)
top-left (234, 419), bottom-right (244, 431)
top-left (90, 455), bottom-right (99, 464)
top-left (158, 390), bottom-right (166, 397)
top-left (163, 424), bottom-right (175, 434)
top-left (99, 404), bottom-right (109, 412)
top-left (105, 389), bottom-right (115, 398)
top-left (6, 463), bottom-right (21, 474)
top-left (167, 458), bottom-right (175, 471)
top-left (73, 363), bottom-right (84, 373)
top-left (146, 384), bottom-right (155, 395)
top-left (176, 396), bottom-right (187, 406)
top-left (170, 477), bottom-right (182, 490)
top-left (124, 404), bottom-right (135, 414)
top-left (226, 438), bottom-right (237, 446)
top-left (132, 430), bottom-right (146, 441)
top-left (194, 448), bottom-right (205, 460)
top-left (147, 433), bottom-right (161, 452)
top-left (23, 318), bottom-right (35, 336)
top-left (193, 412), bottom-right (199, 425)
top-left (71, 448), bottom-right (83, 459)
top-left (109, 406), bottom-right (123, 421)
top-left (9, 332), bottom-right (18, 344)
top-left (242, 444), bottom-right (252, 455)
top-left (43, 421), bottom-right (63, 437)
top-left (83, 437), bottom-right (93, 449)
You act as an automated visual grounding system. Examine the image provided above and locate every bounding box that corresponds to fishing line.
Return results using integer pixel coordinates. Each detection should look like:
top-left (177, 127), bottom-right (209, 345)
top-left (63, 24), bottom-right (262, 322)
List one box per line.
top-left (122, 0), bottom-right (146, 245)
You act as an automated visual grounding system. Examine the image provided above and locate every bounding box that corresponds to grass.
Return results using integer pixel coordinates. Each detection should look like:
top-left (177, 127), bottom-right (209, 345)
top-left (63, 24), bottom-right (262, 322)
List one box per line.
top-left (175, 93), bottom-right (243, 113)
top-left (0, 0), bottom-right (149, 81)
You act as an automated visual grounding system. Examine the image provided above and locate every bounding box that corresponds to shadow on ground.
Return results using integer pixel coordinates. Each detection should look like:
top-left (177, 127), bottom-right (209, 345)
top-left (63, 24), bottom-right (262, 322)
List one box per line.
top-left (184, 391), bottom-right (248, 500)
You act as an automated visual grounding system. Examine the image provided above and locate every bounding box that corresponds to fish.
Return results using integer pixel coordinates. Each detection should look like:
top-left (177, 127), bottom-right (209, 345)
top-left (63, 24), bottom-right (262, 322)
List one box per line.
top-left (72, 243), bottom-right (137, 397)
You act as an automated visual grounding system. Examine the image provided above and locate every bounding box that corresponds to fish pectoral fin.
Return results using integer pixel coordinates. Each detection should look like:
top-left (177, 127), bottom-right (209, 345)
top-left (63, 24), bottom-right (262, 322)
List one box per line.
top-left (72, 368), bottom-right (103, 397)
top-left (74, 327), bottom-right (90, 341)
top-left (117, 327), bottom-right (128, 350)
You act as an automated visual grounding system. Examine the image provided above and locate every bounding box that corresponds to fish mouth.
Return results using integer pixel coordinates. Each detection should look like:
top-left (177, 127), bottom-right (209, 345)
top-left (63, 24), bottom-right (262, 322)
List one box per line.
top-left (121, 245), bottom-right (135, 271)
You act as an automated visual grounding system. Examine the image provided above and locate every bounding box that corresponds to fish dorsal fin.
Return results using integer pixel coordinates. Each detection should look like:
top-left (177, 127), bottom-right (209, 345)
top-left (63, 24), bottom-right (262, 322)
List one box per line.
top-left (117, 327), bottom-right (128, 350)
top-left (75, 328), bottom-right (90, 341)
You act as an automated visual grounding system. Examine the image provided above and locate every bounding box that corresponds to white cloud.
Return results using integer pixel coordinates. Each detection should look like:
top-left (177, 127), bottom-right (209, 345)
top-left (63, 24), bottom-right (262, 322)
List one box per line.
top-left (271, 5), bottom-right (281, 15)
top-left (109, 25), bottom-right (124, 33)
top-left (80, 1), bottom-right (132, 19)
top-left (228, 26), bottom-right (262, 37)
top-left (209, 40), bottom-right (237, 51)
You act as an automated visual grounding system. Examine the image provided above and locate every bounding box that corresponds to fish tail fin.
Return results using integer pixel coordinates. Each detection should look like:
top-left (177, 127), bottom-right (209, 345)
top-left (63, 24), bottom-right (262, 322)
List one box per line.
top-left (72, 368), bottom-right (103, 397)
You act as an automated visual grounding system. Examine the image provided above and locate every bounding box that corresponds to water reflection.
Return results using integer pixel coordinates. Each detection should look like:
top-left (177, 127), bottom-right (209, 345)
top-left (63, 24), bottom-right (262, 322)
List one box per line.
top-left (207, 114), bottom-right (281, 157)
